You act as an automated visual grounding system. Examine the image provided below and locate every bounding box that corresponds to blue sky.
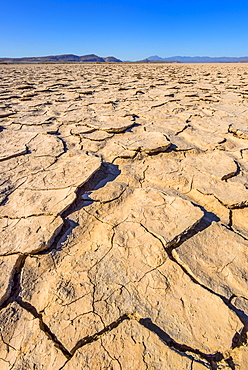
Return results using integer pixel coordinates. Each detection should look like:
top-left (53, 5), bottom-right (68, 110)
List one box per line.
top-left (1, 0), bottom-right (248, 59)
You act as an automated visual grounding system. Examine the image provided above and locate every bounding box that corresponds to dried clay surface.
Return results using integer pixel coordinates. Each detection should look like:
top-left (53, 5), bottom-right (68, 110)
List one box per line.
top-left (0, 63), bottom-right (248, 369)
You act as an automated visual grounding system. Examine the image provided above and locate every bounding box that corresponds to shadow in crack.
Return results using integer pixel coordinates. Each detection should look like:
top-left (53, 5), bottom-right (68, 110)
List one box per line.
top-left (124, 122), bottom-right (141, 133)
top-left (38, 218), bottom-right (80, 256)
top-left (62, 162), bottom-right (121, 218)
top-left (139, 317), bottom-right (224, 370)
top-left (191, 202), bottom-right (220, 224)
top-left (233, 306), bottom-right (248, 326)
top-left (225, 357), bottom-right (236, 370)
top-left (38, 162), bottom-right (121, 254)
top-left (231, 311), bottom-right (248, 349)
top-left (165, 206), bottom-right (218, 255)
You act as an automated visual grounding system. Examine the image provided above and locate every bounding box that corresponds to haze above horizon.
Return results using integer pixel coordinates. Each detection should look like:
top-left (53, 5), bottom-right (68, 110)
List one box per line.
top-left (1, 0), bottom-right (248, 60)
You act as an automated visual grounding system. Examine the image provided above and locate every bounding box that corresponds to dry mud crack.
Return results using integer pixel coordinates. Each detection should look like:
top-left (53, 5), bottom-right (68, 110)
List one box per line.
top-left (0, 63), bottom-right (248, 369)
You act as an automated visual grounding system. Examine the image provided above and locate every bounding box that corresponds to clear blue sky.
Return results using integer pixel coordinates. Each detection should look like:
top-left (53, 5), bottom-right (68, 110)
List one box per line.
top-left (1, 0), bottom-right (248, 59)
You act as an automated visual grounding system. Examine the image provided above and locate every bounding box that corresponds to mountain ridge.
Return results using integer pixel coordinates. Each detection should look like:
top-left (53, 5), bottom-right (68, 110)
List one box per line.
top-left (0, 54), bottom-right (122, 63)
top-left (147, 55), bottom-right (248, 63)
top-left (1, 53), bottom-right (248, 63)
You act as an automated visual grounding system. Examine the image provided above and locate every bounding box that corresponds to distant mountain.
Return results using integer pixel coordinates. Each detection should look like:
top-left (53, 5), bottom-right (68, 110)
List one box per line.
top-left (1, 54), bottom-right (248, 64)
top-left (0, 54), bottom-right (122, 64)
top-left (147, 55), bottom-right (164, 61)
top-left (147, 55), bottom-right (248, 63)
top-left (136, 58), bottom-right (179, 63)
top-left (135, 58), bottom-right (152, 63)
top-left (104, 56), bottom-right (122, 62)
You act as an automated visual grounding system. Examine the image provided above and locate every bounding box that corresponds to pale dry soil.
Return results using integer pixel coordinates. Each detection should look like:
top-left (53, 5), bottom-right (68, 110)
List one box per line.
top-left (0, 63), bottom-right (248, 369)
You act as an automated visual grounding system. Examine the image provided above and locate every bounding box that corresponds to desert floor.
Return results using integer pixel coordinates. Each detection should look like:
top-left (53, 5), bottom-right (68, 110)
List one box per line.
top-left (0, 63), bottom-right (248, 369)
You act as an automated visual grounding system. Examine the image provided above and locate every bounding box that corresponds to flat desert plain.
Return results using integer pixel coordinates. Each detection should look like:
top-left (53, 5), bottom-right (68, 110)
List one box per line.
top-left (0, 63), bottom-right (248, 369)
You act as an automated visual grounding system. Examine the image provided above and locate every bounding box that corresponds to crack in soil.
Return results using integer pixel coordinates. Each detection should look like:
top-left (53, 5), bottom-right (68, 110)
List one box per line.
top-left (70, 314), bottom-right (130, 355)
top-left (16, 297), bottom-right (72, 359)
top-left (141, 212), bottom-right (248, 349)
top-left (138, 317), bottom-right (224, 370)
top-left (0, 254), bottom-right (27, 309)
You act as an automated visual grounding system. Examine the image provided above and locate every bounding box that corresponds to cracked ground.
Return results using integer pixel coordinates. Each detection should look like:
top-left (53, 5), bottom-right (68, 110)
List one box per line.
top-left (0, 63), bottom-right (248, 369)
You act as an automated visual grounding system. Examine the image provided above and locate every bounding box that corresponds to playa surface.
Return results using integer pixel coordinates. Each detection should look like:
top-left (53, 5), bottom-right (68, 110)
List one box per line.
top-left (0, 63), bottom-right (248, 369)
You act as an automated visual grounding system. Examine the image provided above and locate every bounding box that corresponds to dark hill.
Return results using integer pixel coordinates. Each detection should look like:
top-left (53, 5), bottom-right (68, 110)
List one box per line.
top-left (0, 54), bottom-right (122, 64)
